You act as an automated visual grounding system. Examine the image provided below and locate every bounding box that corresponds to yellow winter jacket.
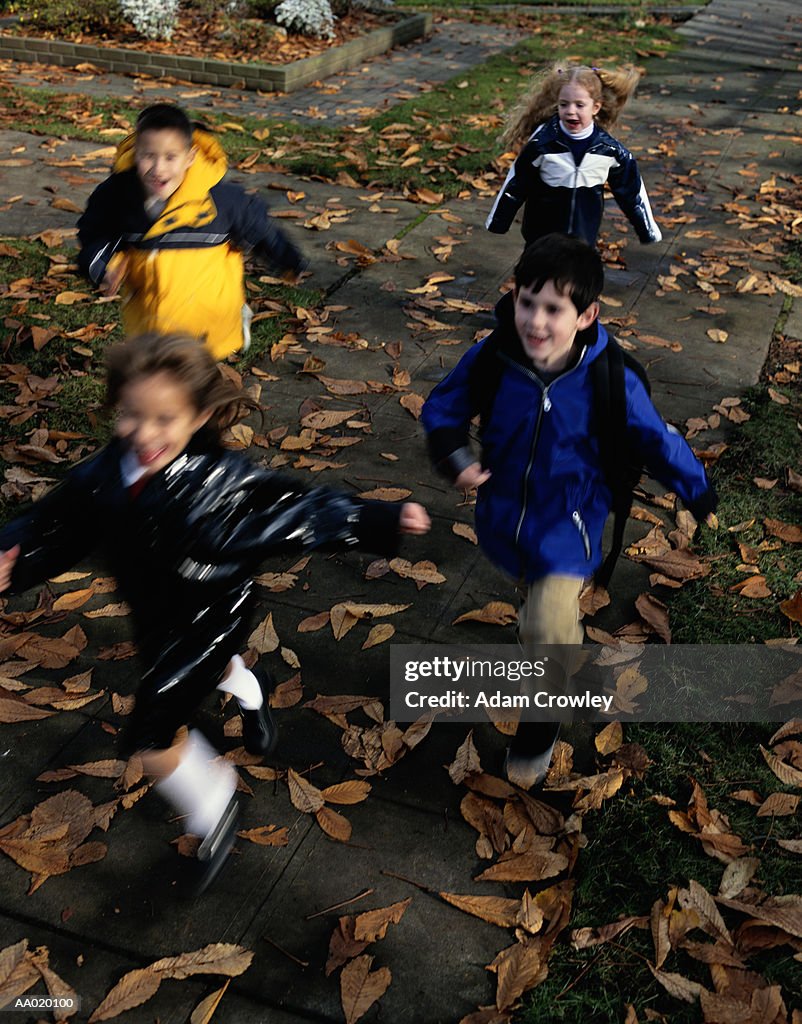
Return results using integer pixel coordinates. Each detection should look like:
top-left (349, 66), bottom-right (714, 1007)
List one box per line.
top-left (78, 129), bottom-right (303, 359)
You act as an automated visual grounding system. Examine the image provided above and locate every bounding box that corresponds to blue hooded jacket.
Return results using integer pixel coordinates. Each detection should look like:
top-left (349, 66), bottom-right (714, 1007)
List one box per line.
top-left (422, 294), bottom-right (714, 582)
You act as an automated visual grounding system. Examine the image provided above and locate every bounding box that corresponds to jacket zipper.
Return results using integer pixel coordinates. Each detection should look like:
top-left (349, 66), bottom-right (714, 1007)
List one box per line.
top-left (510, 348), bottom-right (588, 555)
top-left (572, 509), bottom-right (591, 560)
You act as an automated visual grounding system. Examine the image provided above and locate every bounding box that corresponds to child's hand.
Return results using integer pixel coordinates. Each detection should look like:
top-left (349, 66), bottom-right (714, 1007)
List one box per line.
top-left (99, 253), bottom-right (128, 296)
top-left (705, 512), bottom-right (719, 529)
top-left (0, 545), bottom-right (20, 591)
top-left (399, 503), bottom-right (431, 536)
top-left (455, 463), bottom-right (491, 490)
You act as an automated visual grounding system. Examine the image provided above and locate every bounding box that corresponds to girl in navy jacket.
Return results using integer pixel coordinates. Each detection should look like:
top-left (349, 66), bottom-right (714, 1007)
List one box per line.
top-left (487, 63), bottom-right (662, 249)
top-left (0, 333), bottom-right (429, 891)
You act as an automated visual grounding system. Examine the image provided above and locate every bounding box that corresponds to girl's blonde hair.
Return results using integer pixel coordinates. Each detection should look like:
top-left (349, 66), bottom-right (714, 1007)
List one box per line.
top-left (501, 62), bottom-right (642, 151)
top-left (105, 333), bottom-right (260, 437)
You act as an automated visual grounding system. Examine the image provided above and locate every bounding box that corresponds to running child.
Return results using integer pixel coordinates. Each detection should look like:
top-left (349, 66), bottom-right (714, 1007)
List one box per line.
top-left (486, 63), bottom-right (662, 250)
top-left (0, 333), bottom-right (430, 891)
top-left (77, 103), bottom-right (305, 359)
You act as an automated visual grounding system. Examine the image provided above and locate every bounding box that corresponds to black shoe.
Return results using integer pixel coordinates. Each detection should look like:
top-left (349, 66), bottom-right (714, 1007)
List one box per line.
top-left (192, 794), bottom-right (239, 896)
top-left (240, 668), bottom-right (278, 757)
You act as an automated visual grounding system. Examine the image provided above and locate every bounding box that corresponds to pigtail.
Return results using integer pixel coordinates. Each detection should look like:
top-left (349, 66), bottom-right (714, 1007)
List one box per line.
top-left (594, 64), bottom-right (641, 130)
top-left (499, 65), bottom-right (564, 151)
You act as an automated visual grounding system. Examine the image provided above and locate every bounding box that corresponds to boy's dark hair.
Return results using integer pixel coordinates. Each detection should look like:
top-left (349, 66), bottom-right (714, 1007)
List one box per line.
top-left (135, 104), bottom-right (193, 147)
top-left (514, 233), bottom-right (604, 315)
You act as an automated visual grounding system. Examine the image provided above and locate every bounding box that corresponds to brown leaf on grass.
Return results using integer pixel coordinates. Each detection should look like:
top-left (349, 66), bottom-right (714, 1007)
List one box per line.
top-left (340, 955), bottom-right (391, 1024)
top-left (488, 936), bottom-right (550, 1011)
top-left (769, 669), bottom-right (802, 708)
top-left (760, 745), bottom-right (802, 787)
top-left (571, 916), bottom-right (648, 949)
top-left (594, 721), bottom-right (623, 755)
top-left (757, 792), bottom-right (799, 817)
top-left (651, 898), bottom-right (671, 969)
top-left (458, 1008), bottom-right (512, 1024)
top-left (764, 518), bottom-right (802, 544)
top-left (718, 858), bottom-right (761, 899)
top-left (770, 719), bottom-right (802, 744)
top-left (305, 694), bottom-right (376, 717)
top-left (729, 575), bottom-right (772, 598)
top-left (52, 587), bottom-right (95, 612)
top-left (779, 590), bottom-right (802, 624)
top-left (316, 805), bottom-right (352, 842)
top-left (354, 898), bottom-right (411, 942)
top-left (236, 826), bottom-right (289, 846)
top-left (714, 893), bottom-right (802, 938)
top-left (648, 966), bottom-right (704, 1003)
top-left (632, 548), bottom-right (709, 582)
top-left (635, 593), bottom-right (671, 643)
top-left (287, 768), bottom-right (325, 813)
top-left (447, 730), bottom-right (482, 784)
top-left (683, 880), bottom-right (733, 945)
top-left (776, 838), bottom-right (802, 853)
top-left (453, 602), bottom-right (517, 626)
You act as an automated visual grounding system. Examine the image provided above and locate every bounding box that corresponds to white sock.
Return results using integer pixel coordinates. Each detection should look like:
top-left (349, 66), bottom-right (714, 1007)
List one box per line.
top-left (155, 730), bottom-right (236, 838)
top-left (216, 654), bottom-right (263, 711)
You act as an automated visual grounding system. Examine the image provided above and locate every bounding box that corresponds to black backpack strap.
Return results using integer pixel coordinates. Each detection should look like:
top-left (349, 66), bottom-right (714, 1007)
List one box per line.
top-left (593, 338), bottom-right (634, 589)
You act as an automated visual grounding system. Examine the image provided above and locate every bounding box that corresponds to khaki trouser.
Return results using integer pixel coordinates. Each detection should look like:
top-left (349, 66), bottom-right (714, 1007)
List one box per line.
top-left (516, 574), bottom-right (585, 741)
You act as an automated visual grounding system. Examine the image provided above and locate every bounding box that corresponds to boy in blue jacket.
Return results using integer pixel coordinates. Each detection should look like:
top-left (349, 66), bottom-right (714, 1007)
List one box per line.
top-left (422, 233), bottom-right (715, 789)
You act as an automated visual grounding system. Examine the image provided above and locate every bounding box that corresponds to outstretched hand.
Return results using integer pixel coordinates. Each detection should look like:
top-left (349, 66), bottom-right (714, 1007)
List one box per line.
top-left (0, 545), bottom-right (20, 592)
top-left (454, 462), bottom-right (491, 491)
top-left (399, 503), bottom-right (431, 536)
top-left (99, 253), bottom-right (128, 297)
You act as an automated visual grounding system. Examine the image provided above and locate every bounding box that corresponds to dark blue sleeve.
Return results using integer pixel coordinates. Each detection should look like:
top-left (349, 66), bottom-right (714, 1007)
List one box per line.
top-left (224, 185), bottom-right (306, 274)
top-left (606, 146), bottom-right (662, 244)
top-left (76, 176), bottom-right (126, 285)
top-left (625, 373), bottom-right (715, 517)
top-left (486, 139), bottom-right (540, 235)
top-left (422, 345), bottom-right (485, 480)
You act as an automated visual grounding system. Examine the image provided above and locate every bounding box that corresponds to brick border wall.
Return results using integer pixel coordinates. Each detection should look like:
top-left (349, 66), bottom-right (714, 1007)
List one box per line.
top-left (0, 12), bottom-right (432, 93)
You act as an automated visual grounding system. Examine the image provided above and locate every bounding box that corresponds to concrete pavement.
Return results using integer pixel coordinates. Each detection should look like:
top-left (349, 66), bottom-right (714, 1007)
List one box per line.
top-left (0, 2), bottom-right (800, 1021)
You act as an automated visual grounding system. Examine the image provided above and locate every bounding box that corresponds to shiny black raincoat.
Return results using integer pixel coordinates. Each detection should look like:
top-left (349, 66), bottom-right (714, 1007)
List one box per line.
top-left (0, 432), bottom-right (402, 750)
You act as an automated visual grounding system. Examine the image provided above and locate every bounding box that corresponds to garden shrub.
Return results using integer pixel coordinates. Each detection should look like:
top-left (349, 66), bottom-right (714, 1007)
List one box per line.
top-left (16, 0), bottom-right (123, 35)
top-left (118, 0), bottom-right (180, 40)
top-left (274, 0), bottom-right (336, 39)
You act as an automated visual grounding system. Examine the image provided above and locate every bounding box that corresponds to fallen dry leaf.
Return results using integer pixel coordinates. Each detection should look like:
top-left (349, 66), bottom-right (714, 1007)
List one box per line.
top-left (340, 955), bottom-right (391, 1024)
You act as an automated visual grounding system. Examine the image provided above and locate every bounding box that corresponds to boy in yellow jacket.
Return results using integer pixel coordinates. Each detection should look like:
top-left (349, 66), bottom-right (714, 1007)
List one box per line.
top-left (77, 103), bottom-right (305, 359)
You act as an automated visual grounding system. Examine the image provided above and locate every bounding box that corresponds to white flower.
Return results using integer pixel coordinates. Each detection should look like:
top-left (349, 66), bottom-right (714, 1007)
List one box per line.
top-left (119, 0), bottom-right (180, 41)
top-left (274, 0), bottom-right (336, 40)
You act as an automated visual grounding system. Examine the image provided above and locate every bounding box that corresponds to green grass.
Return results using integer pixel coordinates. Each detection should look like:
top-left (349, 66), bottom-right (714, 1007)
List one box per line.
top-left (668, 387), bottom-right (802, 644)
top-left (0, 13), bottom-right (682, 197)
top-left (517, 722), bottom-right (802, 1022)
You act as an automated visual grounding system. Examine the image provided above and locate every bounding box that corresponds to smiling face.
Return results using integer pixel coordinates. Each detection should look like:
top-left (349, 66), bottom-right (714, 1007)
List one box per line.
top-left (557, 81), bottom-right (601, 134)
top-left (115, 370), bottom-right (210, 476)
top-left (514, 279), bottom-right (599, 373)
top-left (134, 127), bottom-right (195, 203)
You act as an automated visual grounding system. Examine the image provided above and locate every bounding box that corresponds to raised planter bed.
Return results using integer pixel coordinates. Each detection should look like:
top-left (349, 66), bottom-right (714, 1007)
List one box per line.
top-left (0, 12), bottom-right (432, 93)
